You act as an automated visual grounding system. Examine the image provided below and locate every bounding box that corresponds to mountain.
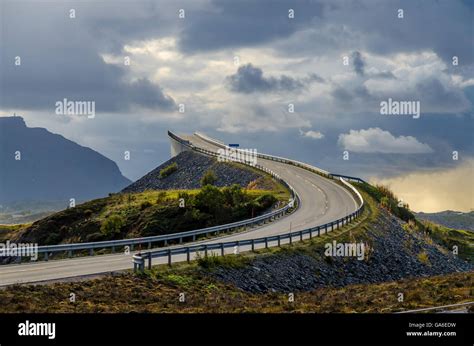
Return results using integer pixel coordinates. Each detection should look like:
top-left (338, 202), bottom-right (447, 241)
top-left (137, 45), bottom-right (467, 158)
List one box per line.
top-left (0, 116), bottom-right (131, 205)
top-left (414, 210), bottom-right (474, 232)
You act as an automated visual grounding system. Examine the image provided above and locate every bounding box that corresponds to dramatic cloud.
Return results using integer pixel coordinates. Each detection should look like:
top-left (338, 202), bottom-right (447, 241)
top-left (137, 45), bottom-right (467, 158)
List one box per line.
top-left (226, 64), bottom-right (323, 94)
top-left (0, 0), bottom-right (472, 212)
top-left (299, 129), bottom-right (324, 139)
top-left (338, 128), bottom-right (433, 154)
top-left (178, 0), bottom-right (325, 53)
top-left (0, 2), bottom-right (176, 113)
top-left (373, 159), bottom-right (474, 212)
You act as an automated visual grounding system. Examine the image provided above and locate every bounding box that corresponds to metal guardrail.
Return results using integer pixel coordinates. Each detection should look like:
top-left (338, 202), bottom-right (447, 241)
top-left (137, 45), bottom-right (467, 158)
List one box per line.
top-left (194, 132), bottom-right (331, 177)
top-left (33, 132), bottom-right (298, 261)
top-left (329, 173), bottom-right (366, 183)
top-left (133, 176), bottom-right (364, 271)
top-left (134, 131), bottom-right (367, 272)
top-left (193, 132), bottom-right (369, 185)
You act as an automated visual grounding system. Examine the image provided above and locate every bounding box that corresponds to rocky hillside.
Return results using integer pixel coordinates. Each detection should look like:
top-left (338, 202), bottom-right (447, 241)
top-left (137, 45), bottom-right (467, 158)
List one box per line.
top-left (123, 150), bottom-right (267, 193)
top-left (205, 189), bottom-right (473, 293)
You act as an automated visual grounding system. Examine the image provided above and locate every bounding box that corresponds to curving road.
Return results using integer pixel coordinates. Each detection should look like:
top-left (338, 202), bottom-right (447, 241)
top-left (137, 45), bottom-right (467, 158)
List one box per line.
top-left (0, 133), bottom-right (358, 286)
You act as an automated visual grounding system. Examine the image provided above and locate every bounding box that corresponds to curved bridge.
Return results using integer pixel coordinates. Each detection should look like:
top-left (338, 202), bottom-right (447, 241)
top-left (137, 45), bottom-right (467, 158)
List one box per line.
top-left (0, 132), bottom-right (363, 286)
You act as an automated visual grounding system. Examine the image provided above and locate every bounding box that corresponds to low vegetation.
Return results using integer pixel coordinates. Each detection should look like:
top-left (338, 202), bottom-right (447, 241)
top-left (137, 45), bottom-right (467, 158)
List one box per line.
top-left (421, 220), bottom-right (474, 263)
top-left (355, 183), bottom-right (414, 223)
top-left (10, 185), bottom-right (281, 246)
top-left (0, 269), bottom-right (471, 313)
top-left (159, 162), bottom-right (178, 178)
top-left (200, 169), bottom-right (217, 186)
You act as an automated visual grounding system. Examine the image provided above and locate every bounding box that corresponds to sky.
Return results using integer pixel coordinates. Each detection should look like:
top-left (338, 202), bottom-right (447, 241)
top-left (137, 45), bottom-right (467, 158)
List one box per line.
top-left (0, 0), bottom-right (473, 212)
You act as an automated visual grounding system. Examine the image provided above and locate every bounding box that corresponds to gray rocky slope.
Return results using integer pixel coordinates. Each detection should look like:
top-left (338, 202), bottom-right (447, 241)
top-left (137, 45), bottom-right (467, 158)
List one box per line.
top-left (210, 209), bottom-right (473, 293)
top-left (123, 150), bottom-right (263, 192)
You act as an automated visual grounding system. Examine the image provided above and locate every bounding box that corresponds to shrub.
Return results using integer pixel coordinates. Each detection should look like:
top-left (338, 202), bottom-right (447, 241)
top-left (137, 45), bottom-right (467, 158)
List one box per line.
top-left (417, 251), bottom-right (430, 265)
top-left (222, 184), bottom-right (245, 206)
top-left (200, 169), bottom-right (217, 186)
top-left (156, 191), bottom-right (167, 204)
top-left (140, 201), bottom-right (152, 210)
top-left (100, 214), bottom-right (124, 236)
top-left (255, 194), bottom-right (277, 209)
top-left (197, 252), bottom-right (249, 269)
top-left (398, 206), bottom-right (415, 222)
top-left (83, 209), bottom-right (94, 218)
top-left (194, 185), bottom-right (226, 215)
top-left (159, 162), bottom-right (178, 178)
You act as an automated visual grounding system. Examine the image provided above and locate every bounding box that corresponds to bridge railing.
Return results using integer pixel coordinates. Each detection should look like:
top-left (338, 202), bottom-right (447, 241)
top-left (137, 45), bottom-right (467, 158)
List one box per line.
top-left (32, 133), bottom-right (299, 261)
top-left (194, 132), bottom-right (368, 183)
top-left (133, 176), bottom-right (364, 271)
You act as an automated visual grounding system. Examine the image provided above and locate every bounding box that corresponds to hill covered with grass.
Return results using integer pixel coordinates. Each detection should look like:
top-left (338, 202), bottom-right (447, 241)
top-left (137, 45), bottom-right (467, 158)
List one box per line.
top-left (9, 185), bottom-right (285, 247)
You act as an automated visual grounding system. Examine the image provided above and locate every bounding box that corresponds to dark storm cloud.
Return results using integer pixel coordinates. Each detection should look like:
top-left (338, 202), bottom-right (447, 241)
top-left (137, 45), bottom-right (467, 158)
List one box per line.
top-left (352, 51), bottom-right (365, 76)
top-left (0, 1), bottom-right (176, 113)
top-left (373, 71), bottom-right (396, 79)
top-left (415, 77), bottom-right (470, 111)
top-left (178, 0), bottom-right (325, 53)
top-left (226, 64), bottom-right (324, 93)
top-left (344, 0), bottom-right (474, 66)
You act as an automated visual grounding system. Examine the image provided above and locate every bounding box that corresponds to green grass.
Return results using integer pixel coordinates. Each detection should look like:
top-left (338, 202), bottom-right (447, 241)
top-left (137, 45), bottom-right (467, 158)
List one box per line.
top-left (196, 252), bottom-right (251, 270)
top-left (159, 162), bottom-right (178, 178)
top-left (7, 183), bottom-right (288, 247)
top-left (0, 224), bottom-right (26, 242)
top-left (421, 220), bottom-right (474, 263)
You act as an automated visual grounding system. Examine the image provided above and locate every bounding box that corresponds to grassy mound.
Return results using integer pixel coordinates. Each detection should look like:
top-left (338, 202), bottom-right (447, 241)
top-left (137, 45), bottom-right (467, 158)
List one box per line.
top-left (10, 185), bottom-right (285, 246)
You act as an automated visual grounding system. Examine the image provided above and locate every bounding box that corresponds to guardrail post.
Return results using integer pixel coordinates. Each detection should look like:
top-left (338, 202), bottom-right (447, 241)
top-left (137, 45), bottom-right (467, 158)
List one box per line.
top-left (221, 243), bottom-right (225, 256)
top-left (179, 237), bottom-right (183, 244)
top-left (164, 239), bottom-right (168, 246)
top-left (317, 226), bottom-right (321, 236)
top-left (278, 235), bottom-right (281, 247)
top-left (204, 245), bottom-right (208, 257)
top-left (251, 239), bottom-right (255, 251)
top-left (300, 231), bottom-right (303, 241)
top-left (265, 238), bottom-right (268, 249)
top-left (131, 244), bottom-right (134, 251)
top-left (192, 235), bottom-right (196, 241)
top-left (289, 234), bottom-right (293, 245)
top-left (68, 250), bottom-right (72, 258)
top-left (44, 252), bottom-right (49, 261)
top-left (148, 242), bottom-right (151, 249)
top-left (148, 253), bottom-right (152, 270)
top-left (89, 248), bottom-right (94, 256)
top-left (186, 248), bottom-right (190, 263)
top-left (325, 224), bottom-right (328, 234)
top-left (111, 246), bottom-right (115, 253)
top-left (168, 249), bottom-right (172, 267)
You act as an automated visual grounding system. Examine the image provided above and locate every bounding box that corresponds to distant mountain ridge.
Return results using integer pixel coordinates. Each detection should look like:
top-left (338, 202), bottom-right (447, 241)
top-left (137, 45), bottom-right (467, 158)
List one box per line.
top-left (0, 116), bottom-right (131, 205)
top-left (415, 210), bottom-right (474, 231)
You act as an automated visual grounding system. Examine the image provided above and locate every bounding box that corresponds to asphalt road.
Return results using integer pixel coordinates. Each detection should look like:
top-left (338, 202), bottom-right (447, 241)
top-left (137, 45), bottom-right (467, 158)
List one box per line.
top-left (0, 134), bottom-right (358, 286)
